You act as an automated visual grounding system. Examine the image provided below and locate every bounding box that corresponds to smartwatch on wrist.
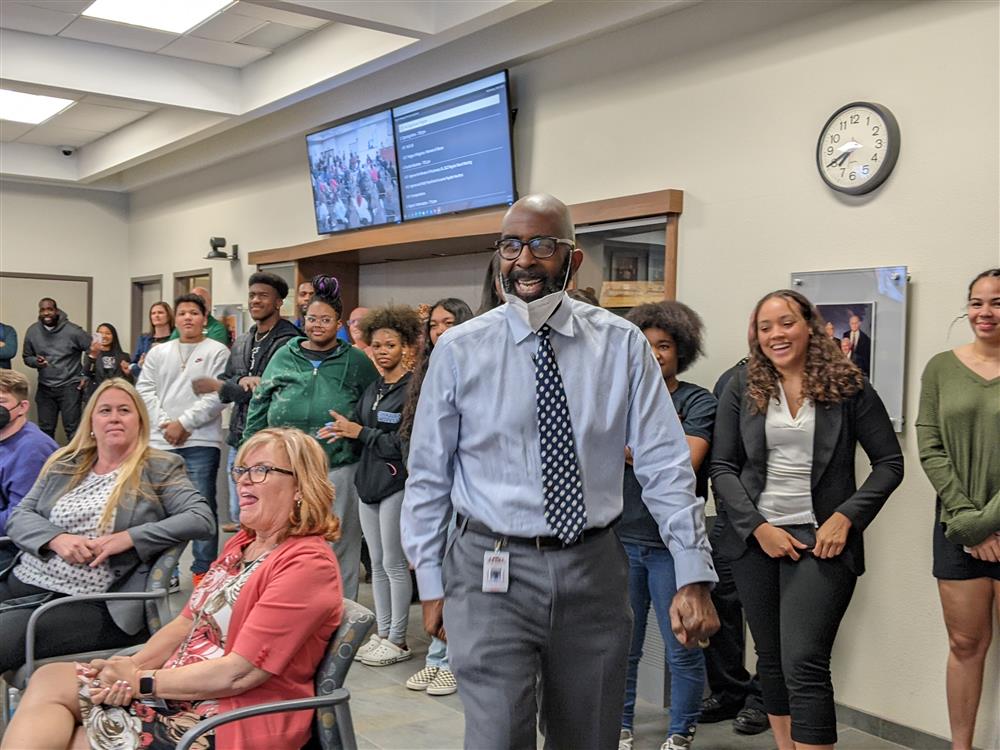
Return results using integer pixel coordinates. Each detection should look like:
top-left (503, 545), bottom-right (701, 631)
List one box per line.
top-left (138, 671), bottom-right (156, 697)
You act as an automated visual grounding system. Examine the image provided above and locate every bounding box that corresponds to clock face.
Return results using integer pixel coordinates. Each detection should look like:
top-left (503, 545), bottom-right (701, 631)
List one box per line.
top-left (817, 102), bottom-right (900, 195)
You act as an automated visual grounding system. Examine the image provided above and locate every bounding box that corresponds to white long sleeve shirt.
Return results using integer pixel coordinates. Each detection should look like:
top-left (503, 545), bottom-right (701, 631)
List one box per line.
top-left (136, 338), bottom-right (230, 450)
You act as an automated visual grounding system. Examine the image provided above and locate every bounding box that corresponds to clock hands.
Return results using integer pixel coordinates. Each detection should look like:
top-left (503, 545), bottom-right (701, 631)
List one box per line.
top-left (825, 139), bottom-right (863, 169)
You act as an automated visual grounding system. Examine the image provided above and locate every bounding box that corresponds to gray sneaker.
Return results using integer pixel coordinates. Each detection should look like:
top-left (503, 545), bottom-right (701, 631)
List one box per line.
top-left (618, 729), bottom-right (634, 750)
top-left (660, 733), bottom-right (694, 750)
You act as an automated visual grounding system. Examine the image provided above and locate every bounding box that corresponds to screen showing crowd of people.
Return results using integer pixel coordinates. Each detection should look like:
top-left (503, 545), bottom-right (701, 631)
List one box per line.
top-left (0, 195), bottom-right (997, 750)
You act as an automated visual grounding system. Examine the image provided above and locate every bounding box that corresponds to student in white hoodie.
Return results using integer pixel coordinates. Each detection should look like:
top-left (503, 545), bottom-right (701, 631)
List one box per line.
top-left (136, 293), bottom-right (229, 585)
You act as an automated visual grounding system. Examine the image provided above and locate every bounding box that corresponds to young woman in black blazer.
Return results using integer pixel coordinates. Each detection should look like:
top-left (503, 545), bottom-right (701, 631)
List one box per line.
top-left (711, 289), bottom-right (903, 750)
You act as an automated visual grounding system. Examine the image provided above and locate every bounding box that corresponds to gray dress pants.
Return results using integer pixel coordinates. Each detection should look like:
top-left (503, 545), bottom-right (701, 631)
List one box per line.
top-left (328, 462), bottom-right (361, 601)
top-left (444, 523), bottom-right (632, 750)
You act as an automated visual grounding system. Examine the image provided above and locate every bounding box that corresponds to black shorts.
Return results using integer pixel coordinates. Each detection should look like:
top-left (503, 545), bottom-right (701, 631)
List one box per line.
top-left (933, 500), bottom-right (1000, 581)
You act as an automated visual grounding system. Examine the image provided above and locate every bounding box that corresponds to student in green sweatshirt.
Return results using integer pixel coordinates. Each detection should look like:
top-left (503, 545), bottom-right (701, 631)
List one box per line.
top-left (243, 275), bottom-right (377, 600)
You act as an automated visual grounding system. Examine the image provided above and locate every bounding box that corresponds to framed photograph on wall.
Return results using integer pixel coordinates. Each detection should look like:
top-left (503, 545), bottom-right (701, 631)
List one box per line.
top-left (816, 301), bottom-right (876, 378)
top-left (611, 252), bottom-right (642, 281)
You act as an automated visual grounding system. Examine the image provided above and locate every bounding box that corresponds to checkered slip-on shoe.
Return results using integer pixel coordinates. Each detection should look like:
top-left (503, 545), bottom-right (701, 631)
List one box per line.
top-left (405, 665), bottom-right (439, 691)
top-left (426, 667), bottom-right (457, 696)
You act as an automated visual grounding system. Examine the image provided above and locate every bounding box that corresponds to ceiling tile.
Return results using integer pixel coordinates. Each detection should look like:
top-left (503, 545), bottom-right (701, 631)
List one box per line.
top-left (230, 2), bottom-right (327, 30)
top-left (17, 0), bottom-right (92, 13)
top-left (190, 9), bottom-right (266, 42)
top-left (0, 121), bottom-right (35, 142)
top-left (235, 21), bottom-right (308, 50)
top-left (59, 17), bottom-right (178, 53)
top-left (17, 123), bottom-right (105, 147)
top-left (55, 102), bottom-right (148, 131)
top-left (0, 2), bottom-right (77, 35)
top-left (80, 94), bottom-right (159, 112)
top-left (158, 36), bottom-right (271, 67)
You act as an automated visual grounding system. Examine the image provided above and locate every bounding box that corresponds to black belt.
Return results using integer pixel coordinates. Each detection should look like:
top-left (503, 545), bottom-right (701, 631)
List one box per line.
top-left (456, 513), bottom-right (618, 550)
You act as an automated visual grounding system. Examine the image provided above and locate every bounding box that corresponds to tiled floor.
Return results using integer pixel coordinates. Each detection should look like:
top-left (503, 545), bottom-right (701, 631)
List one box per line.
top-left (346, 584), bottom-right (914, 750)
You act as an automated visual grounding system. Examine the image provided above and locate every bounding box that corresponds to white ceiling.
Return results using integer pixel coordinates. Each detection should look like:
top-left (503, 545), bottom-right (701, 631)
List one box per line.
top-left (1, 0), bottom-right (835, 192)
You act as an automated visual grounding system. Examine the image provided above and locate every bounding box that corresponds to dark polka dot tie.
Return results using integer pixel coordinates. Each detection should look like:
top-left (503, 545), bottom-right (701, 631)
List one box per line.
top-left (535, 325), bottom-right (587, 543)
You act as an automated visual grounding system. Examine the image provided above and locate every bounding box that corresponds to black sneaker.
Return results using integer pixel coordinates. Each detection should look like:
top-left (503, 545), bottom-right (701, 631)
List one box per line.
top-left (699, 695), bottom-right (741, 723)
top-left (733, 706), bottom-right (769, 735)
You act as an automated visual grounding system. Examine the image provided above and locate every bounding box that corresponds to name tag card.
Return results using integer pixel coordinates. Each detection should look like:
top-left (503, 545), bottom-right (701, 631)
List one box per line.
top-left (482, 550), bottom-right (510, 593)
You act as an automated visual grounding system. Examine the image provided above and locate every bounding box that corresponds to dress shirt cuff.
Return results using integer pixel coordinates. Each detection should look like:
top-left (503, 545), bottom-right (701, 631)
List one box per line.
top-left (671, 547), bottom-right (718, 590)
top-left (415, 564), bottom-right (445, 601)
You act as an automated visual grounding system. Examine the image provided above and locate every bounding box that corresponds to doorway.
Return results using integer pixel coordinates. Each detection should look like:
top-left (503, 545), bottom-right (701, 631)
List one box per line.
top-left (130, 275), bottom-right (163, 352)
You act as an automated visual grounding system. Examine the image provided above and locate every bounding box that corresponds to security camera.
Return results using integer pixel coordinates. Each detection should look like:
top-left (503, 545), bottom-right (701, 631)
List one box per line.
top-left (59, 146), bottom-right (75, 157)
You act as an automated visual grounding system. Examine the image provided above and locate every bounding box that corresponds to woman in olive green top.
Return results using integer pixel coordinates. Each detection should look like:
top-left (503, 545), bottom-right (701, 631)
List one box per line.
top-left (916, 268), bottom-right (1000, 750)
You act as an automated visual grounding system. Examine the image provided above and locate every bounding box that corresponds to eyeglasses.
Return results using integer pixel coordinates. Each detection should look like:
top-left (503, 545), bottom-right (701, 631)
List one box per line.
top-left (230, 464), bottom-right (295, 484)
top-left (493, 236), bottom-right (575, 261)
top-left (305, 315), bottom-right (337, 326)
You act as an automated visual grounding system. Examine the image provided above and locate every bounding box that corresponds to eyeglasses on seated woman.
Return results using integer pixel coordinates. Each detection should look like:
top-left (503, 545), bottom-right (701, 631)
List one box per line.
top-left (2, 427), bottom-right (345, 750)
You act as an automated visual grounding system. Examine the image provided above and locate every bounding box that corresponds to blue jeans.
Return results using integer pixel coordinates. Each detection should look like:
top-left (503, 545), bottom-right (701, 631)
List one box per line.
top-left (227, 445), bottom-right (239, 524)
top-left (621, 541), bottom-right (705, 736)
top-left (426, 636), bottom-right (449, 669)
top-left (172, 446), bottom-right (220, 574)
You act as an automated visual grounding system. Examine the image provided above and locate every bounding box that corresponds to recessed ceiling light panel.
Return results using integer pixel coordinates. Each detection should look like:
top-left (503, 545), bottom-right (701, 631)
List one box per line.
top-left (0, 90), bottom-right (75, 124)
top-left (82, 0), bottom-right (234, 35)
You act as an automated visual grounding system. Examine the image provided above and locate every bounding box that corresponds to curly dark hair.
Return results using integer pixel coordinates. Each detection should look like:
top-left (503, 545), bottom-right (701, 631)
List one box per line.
top-left (399, 297), bottom-right (474, 440)
top-left (308, 274), bottom-right (342, 317)
top-left (626, 301), bottom-right (705, 374)
top-left (746, 289), bottom-right (863, 414)
top-left (359, 305), bottom-right (422, 347)
top-left (477, 254), bottom-right (504, 315)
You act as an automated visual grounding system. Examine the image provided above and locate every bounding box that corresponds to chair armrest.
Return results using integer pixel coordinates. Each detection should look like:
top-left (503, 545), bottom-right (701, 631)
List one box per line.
top-left (174, 689), bottom-right (354, 750)
top-left (24, 589), bottom-right (168, 677)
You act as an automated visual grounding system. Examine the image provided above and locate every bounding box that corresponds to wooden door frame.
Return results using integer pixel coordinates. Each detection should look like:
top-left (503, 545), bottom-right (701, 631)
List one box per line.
top-left (0, 271), bottom-right (93, 330)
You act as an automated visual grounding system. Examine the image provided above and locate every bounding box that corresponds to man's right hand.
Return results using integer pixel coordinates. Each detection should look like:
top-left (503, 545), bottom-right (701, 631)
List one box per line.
top-left (422, 599), bottom-right (446, 641)
top-left (35, 355), bottom-right (48, 367)
top-left (48, 533), bottom-right (96, 565)
top-left (191, 377), bottom-right (221, 395)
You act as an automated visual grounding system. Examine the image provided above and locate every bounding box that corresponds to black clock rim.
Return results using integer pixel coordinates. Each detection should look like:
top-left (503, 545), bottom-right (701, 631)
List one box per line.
top-left (816, 101), bottom-right (901, 196)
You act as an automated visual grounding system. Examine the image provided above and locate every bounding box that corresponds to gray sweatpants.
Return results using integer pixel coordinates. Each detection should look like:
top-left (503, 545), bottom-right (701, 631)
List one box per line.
top-left (443, 524), bottom-right (632, 750)
top-left (358, 490), bottom-right (411, 643)
top-left (328, 463), bottom-right (362, 601)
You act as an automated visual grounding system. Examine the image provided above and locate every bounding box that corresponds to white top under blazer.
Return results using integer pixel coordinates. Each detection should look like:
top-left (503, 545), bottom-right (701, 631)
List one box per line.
top-left (757, 384), bottom-right (817, 527)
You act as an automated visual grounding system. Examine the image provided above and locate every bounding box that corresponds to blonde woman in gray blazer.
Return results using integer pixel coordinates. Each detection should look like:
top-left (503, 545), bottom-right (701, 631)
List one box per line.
top-left (2, 379), bottom-right (215, 672)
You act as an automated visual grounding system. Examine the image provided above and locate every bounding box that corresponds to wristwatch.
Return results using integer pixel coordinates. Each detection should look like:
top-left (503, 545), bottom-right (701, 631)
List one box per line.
top-left (138, 671), bottom-right (156, 697)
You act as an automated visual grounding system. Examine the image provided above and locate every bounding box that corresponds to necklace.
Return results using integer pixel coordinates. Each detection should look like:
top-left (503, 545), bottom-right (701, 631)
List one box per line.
top-left (254, 325), bottom-right (274, 344)
top-left (242, 538), bottom-right (279, 563)
top-left (178, 340), bottom-right (202, 370)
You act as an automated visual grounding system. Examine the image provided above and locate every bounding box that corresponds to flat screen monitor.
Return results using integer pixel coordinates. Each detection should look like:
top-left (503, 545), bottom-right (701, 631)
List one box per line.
top-left (393, 70), bottom-right (515, 221)
top-left (306, 110), bottom-right (401, 234)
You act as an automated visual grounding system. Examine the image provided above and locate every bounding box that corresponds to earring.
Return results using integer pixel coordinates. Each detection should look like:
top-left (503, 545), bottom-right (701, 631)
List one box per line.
top-left (90, 431), bottom-right (95, 437)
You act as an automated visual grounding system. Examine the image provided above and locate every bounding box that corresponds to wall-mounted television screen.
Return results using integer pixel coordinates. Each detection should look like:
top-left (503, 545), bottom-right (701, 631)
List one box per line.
top-left (393, 70), bottom-right (515, 221)
top-left (306, 110), bottom-right (401, 234)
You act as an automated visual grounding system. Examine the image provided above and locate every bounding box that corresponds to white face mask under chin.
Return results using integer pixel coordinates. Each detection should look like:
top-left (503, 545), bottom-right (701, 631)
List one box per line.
top-left (503, 263), bottom-right (572, 332)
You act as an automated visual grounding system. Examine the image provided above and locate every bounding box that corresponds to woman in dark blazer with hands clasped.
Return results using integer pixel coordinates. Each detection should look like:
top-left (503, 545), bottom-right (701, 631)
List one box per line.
top-left (710, 289), bottom-right (903, 750)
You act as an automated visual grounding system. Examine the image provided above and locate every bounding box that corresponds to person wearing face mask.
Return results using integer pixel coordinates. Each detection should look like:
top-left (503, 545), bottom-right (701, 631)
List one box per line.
top-left (243, 275), bottom-right (378, 601)
top-left (22, 297), bottom-right (92, 440)
top-left (0, 370), bottom-right (58, 572)
top-left (401, 194), bottom-right (719, 750)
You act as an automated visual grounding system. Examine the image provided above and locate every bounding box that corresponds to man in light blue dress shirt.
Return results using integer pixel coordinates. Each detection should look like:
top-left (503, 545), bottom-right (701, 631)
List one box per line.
top-left (402, 194), bottom-right (719, 749)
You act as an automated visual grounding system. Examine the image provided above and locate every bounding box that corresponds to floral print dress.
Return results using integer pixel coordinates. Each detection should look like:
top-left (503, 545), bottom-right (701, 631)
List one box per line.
top-left (78, 546), bottom-right (271, 750)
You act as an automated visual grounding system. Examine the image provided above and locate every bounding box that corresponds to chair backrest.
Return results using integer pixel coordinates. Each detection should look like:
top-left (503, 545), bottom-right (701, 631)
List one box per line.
top-left (143, 542), bottom-right (186, 633)
top-left (312, 599), bottom-right (375, 750)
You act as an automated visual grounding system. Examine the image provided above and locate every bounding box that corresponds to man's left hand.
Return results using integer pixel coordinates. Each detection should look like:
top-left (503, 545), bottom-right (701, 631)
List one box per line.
top-left (669, 583), bottom-right (719, 648)
top-left (161, 420), bottom-right (190, 446)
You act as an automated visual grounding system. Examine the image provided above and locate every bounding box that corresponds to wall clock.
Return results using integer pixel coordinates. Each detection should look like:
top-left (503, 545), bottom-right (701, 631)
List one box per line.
top-left (816, 101), bottom-right (900, 195)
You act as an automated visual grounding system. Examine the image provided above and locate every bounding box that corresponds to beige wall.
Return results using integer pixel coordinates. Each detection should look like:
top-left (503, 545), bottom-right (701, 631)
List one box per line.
top-left (3, 0), bottom-right (998, 743)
